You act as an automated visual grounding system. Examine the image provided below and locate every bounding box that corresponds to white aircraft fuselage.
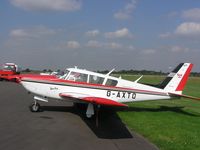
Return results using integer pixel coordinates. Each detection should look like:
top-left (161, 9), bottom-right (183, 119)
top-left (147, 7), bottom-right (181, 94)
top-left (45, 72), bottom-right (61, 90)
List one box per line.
top-left (19, 63), bottom-right (198, 118)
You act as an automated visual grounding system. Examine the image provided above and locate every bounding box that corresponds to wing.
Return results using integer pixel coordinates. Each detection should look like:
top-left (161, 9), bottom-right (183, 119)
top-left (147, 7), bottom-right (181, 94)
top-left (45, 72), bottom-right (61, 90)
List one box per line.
top-left (169, 92), bottom-right (200, 101)
top-left (59, 92), bottom-right (128, 107)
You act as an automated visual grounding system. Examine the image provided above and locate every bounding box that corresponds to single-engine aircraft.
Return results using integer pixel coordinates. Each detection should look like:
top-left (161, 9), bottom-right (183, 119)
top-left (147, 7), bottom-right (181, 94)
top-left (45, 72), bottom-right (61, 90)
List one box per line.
top-left (18, 63), bottom-right (200, 120)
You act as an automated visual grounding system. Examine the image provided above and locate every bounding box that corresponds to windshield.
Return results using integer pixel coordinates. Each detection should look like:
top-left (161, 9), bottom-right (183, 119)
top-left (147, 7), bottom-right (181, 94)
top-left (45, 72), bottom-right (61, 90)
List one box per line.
top-left (3, 65), bottom-right (15, 71)
top-left (59, 70), bottom-right (70, 79)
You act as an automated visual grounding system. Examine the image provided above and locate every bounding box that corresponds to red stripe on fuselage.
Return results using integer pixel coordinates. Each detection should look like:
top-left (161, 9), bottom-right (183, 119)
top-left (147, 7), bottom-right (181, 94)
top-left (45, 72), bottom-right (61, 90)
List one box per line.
top-left (21, 77), bottom-right (168, 96)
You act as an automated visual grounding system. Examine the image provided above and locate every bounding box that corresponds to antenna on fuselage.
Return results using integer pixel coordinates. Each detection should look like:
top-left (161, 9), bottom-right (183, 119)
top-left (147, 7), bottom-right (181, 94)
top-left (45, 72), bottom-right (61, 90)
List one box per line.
top-left (106, 68), bottom-right (115, 76)
top-left (134, 75), bottom-right (143, 83)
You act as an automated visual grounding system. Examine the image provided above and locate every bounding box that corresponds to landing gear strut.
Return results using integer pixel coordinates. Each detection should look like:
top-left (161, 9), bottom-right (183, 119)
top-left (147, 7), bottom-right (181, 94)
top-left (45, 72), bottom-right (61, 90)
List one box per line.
top-left (86, 103), bottom-right (94, 118)
top-left (29, 101), bottom-right (40, 112)
top-left (86, 103), bottom-right (101, 127)
top-left (95, 105), bottom-right (101, 127)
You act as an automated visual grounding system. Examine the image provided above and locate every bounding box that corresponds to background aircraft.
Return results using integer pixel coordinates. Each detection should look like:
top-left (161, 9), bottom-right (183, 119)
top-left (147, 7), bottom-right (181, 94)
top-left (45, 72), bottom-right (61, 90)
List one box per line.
top-left (0, 63), bottom-right (20, 81)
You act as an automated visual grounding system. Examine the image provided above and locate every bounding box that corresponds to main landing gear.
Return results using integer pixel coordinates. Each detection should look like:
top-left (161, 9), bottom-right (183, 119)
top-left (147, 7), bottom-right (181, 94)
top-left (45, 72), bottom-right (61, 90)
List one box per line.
top-left (29, 101), bottom-right (40, 112)
top-left (86, 103), bottom-right (101, 127)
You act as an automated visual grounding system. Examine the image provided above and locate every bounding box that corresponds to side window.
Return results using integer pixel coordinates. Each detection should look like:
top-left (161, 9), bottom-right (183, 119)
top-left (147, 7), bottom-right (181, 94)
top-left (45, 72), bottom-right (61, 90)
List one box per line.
top-left (105, 79), bottom-right (118, 86)
top-left (68, 72), bottom-right (88, 83)
top-left (89, 75), bottom-right (104, 84)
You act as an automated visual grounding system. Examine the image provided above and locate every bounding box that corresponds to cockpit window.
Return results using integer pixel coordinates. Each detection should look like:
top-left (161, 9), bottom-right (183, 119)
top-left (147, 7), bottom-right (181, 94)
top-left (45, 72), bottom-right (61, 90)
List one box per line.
top-left (59, 70), bottom-right (70, 79)
top-left (67, 71), bottom-right (88, 83)
top-left (3, 65), bottom-right (15, 71)
top-left (105, 79), bottom-right (118, 86)
top-left (89, 75), bottom-right (104, 85)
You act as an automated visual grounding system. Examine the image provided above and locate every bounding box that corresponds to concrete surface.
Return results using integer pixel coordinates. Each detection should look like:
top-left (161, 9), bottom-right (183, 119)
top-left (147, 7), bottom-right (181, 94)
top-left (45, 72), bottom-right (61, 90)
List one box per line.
top-left (0, 82), bottom-right (158, 150)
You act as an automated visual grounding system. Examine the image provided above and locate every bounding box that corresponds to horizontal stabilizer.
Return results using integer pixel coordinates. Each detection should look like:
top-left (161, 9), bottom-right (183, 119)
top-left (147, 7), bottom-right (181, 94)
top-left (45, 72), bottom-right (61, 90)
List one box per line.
top-left (169, 92), bottom-right (200, 101)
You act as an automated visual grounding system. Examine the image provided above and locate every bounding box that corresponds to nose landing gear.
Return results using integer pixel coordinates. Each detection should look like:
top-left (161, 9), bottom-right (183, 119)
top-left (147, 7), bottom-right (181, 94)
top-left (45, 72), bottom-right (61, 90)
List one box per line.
top-left (29, 101), bottom-right (40, 112)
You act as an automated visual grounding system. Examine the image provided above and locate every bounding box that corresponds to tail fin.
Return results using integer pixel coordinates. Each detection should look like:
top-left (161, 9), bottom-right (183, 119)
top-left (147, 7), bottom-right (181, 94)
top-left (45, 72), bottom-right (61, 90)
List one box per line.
top-left (159, 63), bottom-right (193, 94)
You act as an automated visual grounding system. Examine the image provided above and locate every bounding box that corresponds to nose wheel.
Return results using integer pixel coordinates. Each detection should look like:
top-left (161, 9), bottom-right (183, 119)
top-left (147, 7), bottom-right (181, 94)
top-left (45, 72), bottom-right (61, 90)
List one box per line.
top-left (30, 101), bottom-right (40, 112)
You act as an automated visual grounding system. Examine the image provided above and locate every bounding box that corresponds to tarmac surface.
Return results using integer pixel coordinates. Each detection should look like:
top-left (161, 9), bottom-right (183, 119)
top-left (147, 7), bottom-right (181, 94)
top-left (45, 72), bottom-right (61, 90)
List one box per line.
top-left (0, 82), bottom-right (159, 150)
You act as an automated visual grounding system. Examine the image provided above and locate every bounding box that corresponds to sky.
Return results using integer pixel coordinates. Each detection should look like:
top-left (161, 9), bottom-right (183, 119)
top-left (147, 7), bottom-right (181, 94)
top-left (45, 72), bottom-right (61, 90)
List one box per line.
top-left (1, 0), bottom-right (200, 72)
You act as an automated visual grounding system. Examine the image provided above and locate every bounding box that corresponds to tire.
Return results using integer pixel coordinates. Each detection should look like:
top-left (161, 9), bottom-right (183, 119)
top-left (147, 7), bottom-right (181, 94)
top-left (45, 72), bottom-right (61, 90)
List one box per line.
top-left (30, 103), bottom-right (40, 112)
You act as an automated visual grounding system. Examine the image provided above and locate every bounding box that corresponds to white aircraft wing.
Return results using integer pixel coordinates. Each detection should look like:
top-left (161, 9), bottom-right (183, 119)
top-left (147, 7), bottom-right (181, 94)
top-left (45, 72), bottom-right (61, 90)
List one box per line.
top-left (59, 92), bottom-right (128, 107)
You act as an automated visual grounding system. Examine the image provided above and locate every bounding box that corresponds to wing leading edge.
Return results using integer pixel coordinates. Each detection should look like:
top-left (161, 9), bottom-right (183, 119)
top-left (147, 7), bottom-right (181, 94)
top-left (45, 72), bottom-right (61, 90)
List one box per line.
top-left (59, 93), bottom-right (128, 107)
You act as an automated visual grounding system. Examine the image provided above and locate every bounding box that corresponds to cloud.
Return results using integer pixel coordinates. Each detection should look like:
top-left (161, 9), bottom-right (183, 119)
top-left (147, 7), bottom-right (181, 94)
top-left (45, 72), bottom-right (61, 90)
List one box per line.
top-left (10, 26), bottom-right (56, 39)
top-left (127, 45), bottom-right (135, 50)
top-left (160, 22), bottom-right (200, 38)
top-left (10, 0), bottom-right (81, 11)
top-left (85, 30), bottom-right (100, 37)
top-left (159, 32), bottom-right (171, 38)
top-left (86, 40), bottom-right (102, 48)
top-left (140, 49), bottom-right (156, 55)
top-left (10, 29), bottom-right (30, 38)
top-left (105, 28), bottom-right (132, 38)
top-left (175, 22), bottom-right (200, 36)
top-left (66, 40), bottom-right (80, 49)
top-left (105, 42), bottom-right (122, 49)
top-left (167, 11), bottom-right (179, 18)
top-left (160, 8), bottom-right (200, 39)
top-left (86, 40), bottom-right (122, 49)
top-left (114, 0), bottom-right (137, 20)
top-left (170, 46), bottom-right (189, 53)
top-left (182, 8), bottom-right (200, 21)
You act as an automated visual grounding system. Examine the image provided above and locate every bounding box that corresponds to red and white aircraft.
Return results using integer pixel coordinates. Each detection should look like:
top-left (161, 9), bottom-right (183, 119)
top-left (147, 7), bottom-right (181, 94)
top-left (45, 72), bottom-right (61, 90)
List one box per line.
top-left (18, 63), bottom-right (200, 118)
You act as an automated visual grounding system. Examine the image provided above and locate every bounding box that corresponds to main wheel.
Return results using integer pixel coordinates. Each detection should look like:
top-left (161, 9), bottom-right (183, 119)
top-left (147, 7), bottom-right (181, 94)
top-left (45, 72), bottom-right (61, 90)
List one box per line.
top-left (30, 103), bottom-right (40, 112)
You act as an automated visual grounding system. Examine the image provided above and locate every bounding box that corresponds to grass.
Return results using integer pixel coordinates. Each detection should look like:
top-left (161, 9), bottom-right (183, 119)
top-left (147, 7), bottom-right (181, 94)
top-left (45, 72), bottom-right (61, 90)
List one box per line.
top-left (117, 75), bottom-right (200, 150)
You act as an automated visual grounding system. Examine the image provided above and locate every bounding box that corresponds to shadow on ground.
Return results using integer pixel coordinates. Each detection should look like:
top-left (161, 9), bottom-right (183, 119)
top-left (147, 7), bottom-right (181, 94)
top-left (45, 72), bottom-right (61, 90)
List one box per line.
top-left (41, 105), bottom-right (133, 139)
top-left (122, 105), bottom-right (200, 117)
top-left (40, 104), bottom-right (199, 139)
